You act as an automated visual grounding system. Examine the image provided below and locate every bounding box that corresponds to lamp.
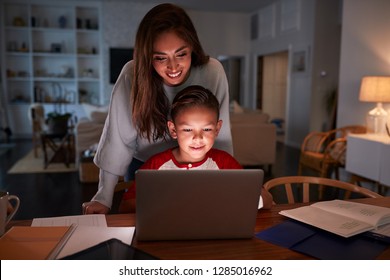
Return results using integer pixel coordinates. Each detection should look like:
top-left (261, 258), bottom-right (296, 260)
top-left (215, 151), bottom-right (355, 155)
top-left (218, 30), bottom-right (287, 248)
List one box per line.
top-left (359, 76), bottom-right (390, 134)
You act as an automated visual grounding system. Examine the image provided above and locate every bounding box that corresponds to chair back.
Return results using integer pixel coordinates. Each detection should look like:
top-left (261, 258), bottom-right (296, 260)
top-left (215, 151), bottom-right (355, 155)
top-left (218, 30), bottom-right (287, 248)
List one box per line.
top-left (263, 176), bottom-right (382, 204)
top-left (298, 125), bottom-right (366, 180)
top-left (301, 125), bottom-right (366, 153)
top-left (29, 104), bottom-right (45, 132)
top-left (28, 104), bottom-right (45, 157)
top-left (114, 180), bottom-right (133, 192)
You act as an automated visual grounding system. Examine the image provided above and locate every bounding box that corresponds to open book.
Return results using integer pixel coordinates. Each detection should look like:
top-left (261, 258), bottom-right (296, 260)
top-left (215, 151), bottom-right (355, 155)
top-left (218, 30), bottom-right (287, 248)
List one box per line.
top-left (279, 200), bottom-right (390, 238)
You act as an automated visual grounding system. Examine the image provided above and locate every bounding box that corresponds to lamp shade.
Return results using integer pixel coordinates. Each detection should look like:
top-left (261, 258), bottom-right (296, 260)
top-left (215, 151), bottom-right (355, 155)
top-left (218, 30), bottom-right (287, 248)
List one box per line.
top-left (359, 76), bottom-right (390, 102)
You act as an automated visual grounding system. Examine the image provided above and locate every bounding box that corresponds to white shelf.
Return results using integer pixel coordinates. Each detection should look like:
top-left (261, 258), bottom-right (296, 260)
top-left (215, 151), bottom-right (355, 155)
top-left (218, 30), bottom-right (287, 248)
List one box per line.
top-left (2, 1), bottom-right (102, 104)
top-left (1, 0), bottom-right (103, 137)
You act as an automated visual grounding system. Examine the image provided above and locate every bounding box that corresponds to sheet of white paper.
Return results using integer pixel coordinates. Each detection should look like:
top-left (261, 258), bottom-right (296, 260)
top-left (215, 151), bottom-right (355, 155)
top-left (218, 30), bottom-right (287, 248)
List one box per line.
top-left (56, 226), bottom-right (135, 259)
top-left (258, 195), bottom-right (264, 209)
top-left (31, 214), bottom-right (107, 227)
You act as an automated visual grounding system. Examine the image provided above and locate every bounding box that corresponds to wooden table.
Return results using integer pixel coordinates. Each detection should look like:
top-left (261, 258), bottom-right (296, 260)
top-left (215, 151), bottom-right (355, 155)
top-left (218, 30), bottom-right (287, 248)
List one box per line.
top-left (8, 197), bottom-right (390, 260)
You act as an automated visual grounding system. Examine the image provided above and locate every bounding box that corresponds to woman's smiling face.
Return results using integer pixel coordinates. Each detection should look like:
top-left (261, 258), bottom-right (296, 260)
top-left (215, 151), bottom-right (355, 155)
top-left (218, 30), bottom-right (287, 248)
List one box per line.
top-left (152, 31), bottom-right (193, 86)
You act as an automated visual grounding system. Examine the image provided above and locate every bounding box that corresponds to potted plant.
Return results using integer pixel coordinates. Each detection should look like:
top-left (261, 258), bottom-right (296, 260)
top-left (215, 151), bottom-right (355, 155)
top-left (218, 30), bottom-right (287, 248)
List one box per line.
top-left (44, 83), bottom-right (73, 135)
top-left (46, 111), bottom-right (72, 135)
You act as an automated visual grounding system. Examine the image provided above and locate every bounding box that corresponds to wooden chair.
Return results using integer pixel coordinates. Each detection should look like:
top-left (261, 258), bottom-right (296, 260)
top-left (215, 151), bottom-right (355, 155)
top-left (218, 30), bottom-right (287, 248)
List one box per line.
top-left (115, 180), bottom-right (135, 213)
top-left (263, 176), bottom-right (382, 204)
top-left (298, 125), bottom-right (366, 180)
top-left (29, 104), bottom-right (45, 158)
top-left (114, 180), bottom-right (133, 193)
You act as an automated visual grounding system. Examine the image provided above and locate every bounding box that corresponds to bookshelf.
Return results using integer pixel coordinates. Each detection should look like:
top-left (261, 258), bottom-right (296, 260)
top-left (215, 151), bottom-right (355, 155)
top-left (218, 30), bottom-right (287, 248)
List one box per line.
top-left (1, 1), bottom-right (103, 136)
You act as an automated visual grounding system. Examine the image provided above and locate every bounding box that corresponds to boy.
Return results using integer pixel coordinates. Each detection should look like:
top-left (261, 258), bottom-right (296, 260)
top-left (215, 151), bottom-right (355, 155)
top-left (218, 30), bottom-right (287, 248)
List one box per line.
top-left (119, 85), bottom-right (272, 212)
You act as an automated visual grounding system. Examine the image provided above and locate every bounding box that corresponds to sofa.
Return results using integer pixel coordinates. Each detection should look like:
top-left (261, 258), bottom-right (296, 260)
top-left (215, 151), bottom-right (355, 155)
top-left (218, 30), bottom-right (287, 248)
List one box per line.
top-left (230, 110), bottom-right (276, 170)
top-left (75, 104), bottom-right (277, 182)
top-left (75, 105), bottom-right (107, 182)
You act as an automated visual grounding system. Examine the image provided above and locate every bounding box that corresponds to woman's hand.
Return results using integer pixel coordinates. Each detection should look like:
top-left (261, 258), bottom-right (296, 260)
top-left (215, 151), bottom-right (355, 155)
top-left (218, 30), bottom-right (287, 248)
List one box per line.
top-left (82, 201), bottom-right (109, 214)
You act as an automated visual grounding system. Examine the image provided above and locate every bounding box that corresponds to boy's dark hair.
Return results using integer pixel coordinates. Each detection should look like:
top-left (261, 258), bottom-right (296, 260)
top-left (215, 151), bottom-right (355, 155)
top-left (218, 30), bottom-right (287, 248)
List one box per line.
top-left (171, 85), bottom-right (220, 122)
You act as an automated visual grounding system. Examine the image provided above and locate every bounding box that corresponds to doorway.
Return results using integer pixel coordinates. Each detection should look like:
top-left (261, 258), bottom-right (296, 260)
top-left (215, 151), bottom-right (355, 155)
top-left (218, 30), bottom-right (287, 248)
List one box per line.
top-left (257, 51), bottom-right (288, 142)
top-left (220, 56), bottom-right (243, 103)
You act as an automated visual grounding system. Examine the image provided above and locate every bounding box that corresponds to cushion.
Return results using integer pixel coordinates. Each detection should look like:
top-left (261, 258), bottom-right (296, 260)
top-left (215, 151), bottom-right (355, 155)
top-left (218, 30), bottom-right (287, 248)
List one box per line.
top-left (230, 111), bottom-right (270, 124)
top-left (81, 103), bottom-right (108, 121)
top-left (230, 100), bottom-right (244, 113)
top-left (90, 111), bottom-right (108, 123)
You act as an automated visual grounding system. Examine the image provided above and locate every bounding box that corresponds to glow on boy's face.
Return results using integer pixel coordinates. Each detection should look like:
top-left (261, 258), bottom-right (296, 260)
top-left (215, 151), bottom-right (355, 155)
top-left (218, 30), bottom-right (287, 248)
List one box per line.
top-left (152, 31), bottom-right (192, 86)
top-left (168, 106), bottom-right (222, 164)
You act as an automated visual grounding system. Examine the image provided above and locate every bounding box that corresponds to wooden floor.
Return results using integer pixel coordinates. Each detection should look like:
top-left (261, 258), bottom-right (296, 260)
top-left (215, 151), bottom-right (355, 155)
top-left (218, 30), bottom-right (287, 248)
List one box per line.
top-left (1, 139), bottom-right (301, 220)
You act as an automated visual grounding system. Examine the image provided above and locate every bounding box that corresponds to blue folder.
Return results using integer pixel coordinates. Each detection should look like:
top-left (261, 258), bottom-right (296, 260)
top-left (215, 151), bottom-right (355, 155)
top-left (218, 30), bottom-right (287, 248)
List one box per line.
top-left (256, 220), bottom-right (389, 260)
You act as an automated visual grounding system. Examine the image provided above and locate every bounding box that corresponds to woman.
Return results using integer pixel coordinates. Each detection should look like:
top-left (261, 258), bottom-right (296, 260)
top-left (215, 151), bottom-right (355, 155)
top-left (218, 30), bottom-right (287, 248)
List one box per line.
top-left (83, 3), bottom-right (233, 214)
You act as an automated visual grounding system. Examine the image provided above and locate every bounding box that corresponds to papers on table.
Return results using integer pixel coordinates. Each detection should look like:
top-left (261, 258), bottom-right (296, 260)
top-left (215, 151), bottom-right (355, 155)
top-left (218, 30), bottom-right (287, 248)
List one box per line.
top-left (32, 214), bottom-right (107, 227)
top-left (31, 214), bottom-right (135, 259)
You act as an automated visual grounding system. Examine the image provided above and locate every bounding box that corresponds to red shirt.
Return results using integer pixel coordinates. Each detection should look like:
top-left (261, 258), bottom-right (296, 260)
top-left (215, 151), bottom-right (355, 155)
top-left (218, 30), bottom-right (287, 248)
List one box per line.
top-left (122, 148), bottom-right (242, 200)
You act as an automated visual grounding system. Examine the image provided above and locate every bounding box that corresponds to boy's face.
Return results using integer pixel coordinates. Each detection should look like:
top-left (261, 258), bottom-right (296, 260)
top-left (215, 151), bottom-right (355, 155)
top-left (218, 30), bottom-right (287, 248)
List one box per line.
top-left (168, 106), bottom-right (222, 163)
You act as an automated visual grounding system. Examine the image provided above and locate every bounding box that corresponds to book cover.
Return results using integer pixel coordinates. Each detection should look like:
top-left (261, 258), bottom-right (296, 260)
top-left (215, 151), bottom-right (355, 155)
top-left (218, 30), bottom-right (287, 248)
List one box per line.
top-left (0, 226), bottom-right (72, 260)
top-left (256, 220), bottom-right (389, 259)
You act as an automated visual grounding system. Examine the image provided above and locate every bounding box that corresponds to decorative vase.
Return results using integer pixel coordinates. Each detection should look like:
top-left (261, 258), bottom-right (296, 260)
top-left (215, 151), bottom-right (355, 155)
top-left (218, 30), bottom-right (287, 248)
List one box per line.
top-left (59, 16), bottom-right (67, 28)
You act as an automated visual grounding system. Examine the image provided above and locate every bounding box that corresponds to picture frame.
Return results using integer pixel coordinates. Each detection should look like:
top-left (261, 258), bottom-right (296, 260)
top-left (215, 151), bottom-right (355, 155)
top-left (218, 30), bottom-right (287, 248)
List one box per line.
top-left (292, 50), bottom-right (307, 73)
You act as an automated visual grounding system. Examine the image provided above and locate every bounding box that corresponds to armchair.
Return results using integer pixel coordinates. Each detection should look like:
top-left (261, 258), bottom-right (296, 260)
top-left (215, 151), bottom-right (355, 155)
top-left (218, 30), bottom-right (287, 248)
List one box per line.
top-left (230, 111), bottom-right (276, 172)
top-left (298, 125), bottom-right (366, 180)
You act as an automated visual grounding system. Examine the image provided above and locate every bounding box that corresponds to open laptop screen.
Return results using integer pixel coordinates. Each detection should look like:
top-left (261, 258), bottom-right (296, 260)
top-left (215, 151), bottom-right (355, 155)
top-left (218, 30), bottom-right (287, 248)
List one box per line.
top-left (135, 169), bottom-right (263, 241)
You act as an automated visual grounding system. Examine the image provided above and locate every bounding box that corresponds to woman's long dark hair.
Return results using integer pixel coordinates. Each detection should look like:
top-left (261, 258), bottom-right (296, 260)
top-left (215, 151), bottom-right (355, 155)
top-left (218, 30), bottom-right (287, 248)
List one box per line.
top-left (131, 3), bottom-right (209, 142)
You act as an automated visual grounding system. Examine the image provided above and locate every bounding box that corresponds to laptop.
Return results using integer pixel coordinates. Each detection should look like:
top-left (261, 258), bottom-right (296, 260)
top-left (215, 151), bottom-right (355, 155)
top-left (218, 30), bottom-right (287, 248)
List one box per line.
top-left (135, 169), bottom-right (263, 241)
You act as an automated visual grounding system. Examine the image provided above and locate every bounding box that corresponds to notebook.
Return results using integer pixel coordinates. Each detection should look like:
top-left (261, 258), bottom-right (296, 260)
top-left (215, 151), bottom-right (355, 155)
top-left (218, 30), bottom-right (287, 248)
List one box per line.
top-left (135, 169), bottom-right (263, 241)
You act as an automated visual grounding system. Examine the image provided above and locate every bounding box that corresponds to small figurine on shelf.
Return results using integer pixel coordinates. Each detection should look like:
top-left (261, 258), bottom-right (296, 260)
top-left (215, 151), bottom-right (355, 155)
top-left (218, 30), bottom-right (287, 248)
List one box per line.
top-left (85, 19), bottom-right (91, 29)
top-left (79, 89), bottom-right (89, 103)
top-left (59, 15), bottom-right (67, 28)
top-left (76, 18), bottom-right (82, 29)
top-left (82, 68), bottom-right (94, 78)
top-left (13, 17), bottom-right (26, 27)
top-left (51, 43), bottom-right (62, 53)
top-left (6, 69), bottom-right (16, 78)
top-left (19, 42), bottom-right (28, 52)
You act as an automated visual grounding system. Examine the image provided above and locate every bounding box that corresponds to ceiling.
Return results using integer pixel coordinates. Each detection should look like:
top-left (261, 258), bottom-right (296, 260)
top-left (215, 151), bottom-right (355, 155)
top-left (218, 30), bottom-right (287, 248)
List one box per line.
top-left (118, 0), bottom-right (271, 13)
